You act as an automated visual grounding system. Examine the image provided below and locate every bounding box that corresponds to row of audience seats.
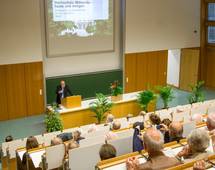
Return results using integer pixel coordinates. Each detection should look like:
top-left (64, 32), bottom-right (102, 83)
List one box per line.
top-left (1, 99), bottom-right (215, 170)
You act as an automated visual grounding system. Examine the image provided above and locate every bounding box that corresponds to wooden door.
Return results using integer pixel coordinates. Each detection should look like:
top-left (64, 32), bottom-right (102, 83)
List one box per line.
top-left (136, 53), bottom-right (148, 91)
top-left (205, 48), bottom-right (215, 88)
top-left (0, 65), bottom-right (9, 121)
top-left (25, 62), bottom-right (45, 116)
top-left (6, 64), bottom-right (27, 119)
top-left (125, 53), bottom-right (137, 93)
top-left (179, 49), bottom-right (200, 91)
top-left (157, 51), bottom-right (168, 86)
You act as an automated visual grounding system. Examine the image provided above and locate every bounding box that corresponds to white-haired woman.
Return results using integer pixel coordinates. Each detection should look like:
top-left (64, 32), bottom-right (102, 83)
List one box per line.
top-left (177, 129), bottom-right (211, 162)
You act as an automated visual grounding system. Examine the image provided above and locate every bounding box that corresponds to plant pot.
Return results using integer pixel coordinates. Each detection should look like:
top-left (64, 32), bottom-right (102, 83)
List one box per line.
top-left (111, 94), bottom-right (123, 102)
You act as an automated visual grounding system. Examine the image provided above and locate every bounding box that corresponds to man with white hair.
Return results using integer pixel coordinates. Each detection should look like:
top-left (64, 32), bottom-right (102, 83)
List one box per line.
top-left (177, 129), bottom-right (211, 162)
top-left (207, 113), bottom-right (215, 132)
top-left (126, 128), bottom-right (180, 170)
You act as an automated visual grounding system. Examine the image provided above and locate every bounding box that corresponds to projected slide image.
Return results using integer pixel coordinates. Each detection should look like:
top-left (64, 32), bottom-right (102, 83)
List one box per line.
top-left (48, 0), bottom-right (113, 37)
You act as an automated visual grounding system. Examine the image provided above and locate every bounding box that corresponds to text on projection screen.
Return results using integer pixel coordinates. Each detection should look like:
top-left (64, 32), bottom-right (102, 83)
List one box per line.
top-left (47, 0), bottom-right (114, 57)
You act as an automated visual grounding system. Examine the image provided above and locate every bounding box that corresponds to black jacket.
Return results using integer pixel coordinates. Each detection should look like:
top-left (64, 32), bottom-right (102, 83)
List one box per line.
top-left (56, 85), bottom-right (73, 104)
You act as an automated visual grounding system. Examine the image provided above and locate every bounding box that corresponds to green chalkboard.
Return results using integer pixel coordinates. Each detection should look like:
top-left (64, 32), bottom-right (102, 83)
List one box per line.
top-left (46, 69), bottom-right (123, 104)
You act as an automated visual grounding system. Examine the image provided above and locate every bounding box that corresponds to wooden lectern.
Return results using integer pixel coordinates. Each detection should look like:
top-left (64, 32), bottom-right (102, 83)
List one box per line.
top-left (61, 95), bottom-right (82, 109)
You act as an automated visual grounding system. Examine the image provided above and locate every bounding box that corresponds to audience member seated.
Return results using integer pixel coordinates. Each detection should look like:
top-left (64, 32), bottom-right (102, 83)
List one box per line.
top-left (105, 131), bottom-right (118, 141)
top-left (161, 118), bottom-right (172, 127)
top-left (177, 129), bottom-right (210, 162)
top-left (127, 114), bottom-right (134, 121)
top-left (99, 143), bottom-right (117, 161)
top-left (5, 135), bottom-right (13, 142)
top-left (51, 137), bottom-right (63, 146)
top-left (207, 113), bottom-right (215, 134)
top-left (22, 136), bottom-right (39, 167)
top-left (132, 122), bottom-right (144, 152)
top-left (126, 128), bottom-right (181, 170)
top-left (193, 160), bottom-right (206, 170)
top-left (106, 114), bottom-right (114, 124)
top-left (149, 113), bottom-right (161, 129)
top-left (139, 111), bottom-right (146, 116)
top-left (112, 120), bottom-right (121, 130)
top-left (164, 121), bottom-right (183, 143)
top-left (73, 130), bottom-right (85, 144)
top-left (191, 114), bottom-right (203, 124)
top-left (65, 140), bottom-right (80, 158)
top-left (88, 124), bottom-right (98, 133)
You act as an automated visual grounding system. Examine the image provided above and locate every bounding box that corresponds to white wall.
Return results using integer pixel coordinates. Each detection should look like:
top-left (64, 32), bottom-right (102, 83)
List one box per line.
top-left (0, 0), bottom-right (43, 65)
top-left (44, 0), bottom-right (122, 77)
top-left (167, 49), bottom-right (181, 87)
top-left (125, 0), bottom-right (200, 53)
top-left (0, 0), bottom-right (122, 78)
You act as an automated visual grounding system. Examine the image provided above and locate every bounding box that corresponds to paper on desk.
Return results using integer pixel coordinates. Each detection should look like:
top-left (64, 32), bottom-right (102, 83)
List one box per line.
top-left (103, 157), bottom-right (146, 170)
top-left (183, 121), bottom-right (196, 138)
top-left (163, 146), bottom-right (183, 157)
top-left (29, 150), bottom-right (45, 168)
top-left (18, 150), bottom-right (26, 161)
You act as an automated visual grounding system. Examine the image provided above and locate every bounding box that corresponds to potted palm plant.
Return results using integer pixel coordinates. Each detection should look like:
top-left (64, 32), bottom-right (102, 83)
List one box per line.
top-left (137, 90), bottom-right (157, 112)
top-left (45, 104), bottom-right (63, 132)
top-left (90, 93), bottom-right (113, 124)
top-left (157, 86), bottom-right (174, 109)
top-left (110, 80), bottom-right (123, 102)
top-left (188, 81), bottom-right (205, 104)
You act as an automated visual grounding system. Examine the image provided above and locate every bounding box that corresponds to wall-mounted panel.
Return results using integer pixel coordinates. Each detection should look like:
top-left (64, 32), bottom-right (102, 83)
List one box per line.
top-left (0, 66), bottom-right (8, 121)
top-left (6, 64), bottom-right (27, 119)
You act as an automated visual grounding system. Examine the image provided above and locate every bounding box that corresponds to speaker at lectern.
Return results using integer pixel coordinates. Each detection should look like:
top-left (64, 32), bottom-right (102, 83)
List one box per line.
top-left (61, 95), bottom-right (82, 109)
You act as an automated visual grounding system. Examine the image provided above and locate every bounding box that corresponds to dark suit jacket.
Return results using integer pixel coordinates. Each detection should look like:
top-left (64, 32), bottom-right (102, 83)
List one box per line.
top-left (56, 85), bottom-right (73, 104)
top-left (137, 151), bottom-right (181, 170)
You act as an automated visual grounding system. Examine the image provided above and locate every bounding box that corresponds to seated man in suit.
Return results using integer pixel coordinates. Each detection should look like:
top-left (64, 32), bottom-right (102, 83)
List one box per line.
top-left (56, 80), bottom-right (73, 105)
top-left (126, 128), bottom-right (181, 170)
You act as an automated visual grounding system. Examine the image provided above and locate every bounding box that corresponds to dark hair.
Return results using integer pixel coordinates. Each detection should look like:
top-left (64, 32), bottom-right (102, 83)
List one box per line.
top-left (99, 144), bottom-right (116, 160)
top-left (133, 122), bottom-right (144, 130)
top-left (161, 118), bottom-right (172, 127)
top-left (26, 136), bottom-right (39, 150)
top-left (149, 113), bottom-right (161, 125)
top-left (5, 135), bottom-right (13, 142)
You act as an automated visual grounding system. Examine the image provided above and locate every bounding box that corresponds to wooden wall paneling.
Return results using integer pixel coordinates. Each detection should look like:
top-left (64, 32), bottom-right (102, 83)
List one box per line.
top-left (25, 62), bottom-right (45, 116)
top-left (205, 48), bottom-right (215, 88)
top-left (157, 50), bottom-right (168, 86)
top-left (179, 49), bottom-right (200, 91)
top-left (0, 65), bottom-right (9, 121)
top-left (147, 52), bottom-right (158, 88)
top-left (136, 53), bottom-right (148, 91)
top-left (125, 53), bottom-right (137, 93)
top-left (6, 64), bottom-right (27, 119)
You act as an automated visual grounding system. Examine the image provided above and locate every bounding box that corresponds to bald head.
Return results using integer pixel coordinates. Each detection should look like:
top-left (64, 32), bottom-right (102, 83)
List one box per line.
top-left (143, 128), bottom-right (164, 153)
top-left (112, 120), bottom-right (121, 130)
top-left (207, 113), bottom-right (215, 131)
top-left (60, 80), bottom-right (65, 88)
top-left (191, 114), bottom-right (203, 124)
top-left (51, 137), bottom-right (63, 146)
top-left (169, 122), bottom-right (183, 139)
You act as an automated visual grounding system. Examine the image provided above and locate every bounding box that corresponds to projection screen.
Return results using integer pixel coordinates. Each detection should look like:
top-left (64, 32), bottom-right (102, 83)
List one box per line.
top-left (45, 0), bottom-right (114, 57)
